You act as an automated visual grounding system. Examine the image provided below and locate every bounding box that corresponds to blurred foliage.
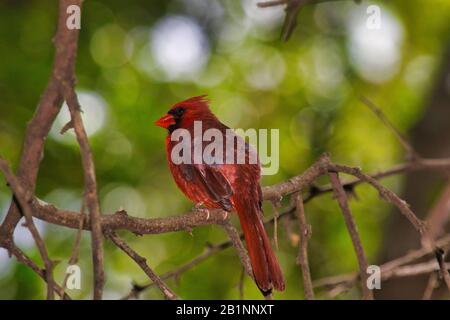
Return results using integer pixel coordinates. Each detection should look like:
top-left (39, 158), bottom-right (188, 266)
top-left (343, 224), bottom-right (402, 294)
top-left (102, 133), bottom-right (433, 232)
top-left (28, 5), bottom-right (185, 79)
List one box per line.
top-left (0, 0), bottom-right (449, 299)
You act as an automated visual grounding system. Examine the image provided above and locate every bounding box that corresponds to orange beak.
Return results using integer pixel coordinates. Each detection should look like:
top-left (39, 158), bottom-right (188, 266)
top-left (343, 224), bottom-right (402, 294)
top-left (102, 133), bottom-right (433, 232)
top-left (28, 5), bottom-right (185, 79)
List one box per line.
top-left (155, 114), bottom-right (176, 129)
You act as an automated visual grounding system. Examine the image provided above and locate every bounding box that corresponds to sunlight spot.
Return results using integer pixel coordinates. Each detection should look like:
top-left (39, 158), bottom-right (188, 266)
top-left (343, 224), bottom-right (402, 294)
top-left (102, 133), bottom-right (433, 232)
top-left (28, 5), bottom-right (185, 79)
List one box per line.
top-left (44, 189), bottom-right (82, 212)
top-left (102, 185), bottom-right (147, 217)
top-left (213, 93), bottom-right (248, 127)
top-left (13, 217), bottom-right (47, 249)
top-left (217, 22), bottom-right (248, 52)
top-left (347, 5), bottom-right (403, 83)
top-left (90, 24), bottom-right (133, 68)
top-left (241, 46), bottom-right (286, 90)
top-left (106, 132), bottom-right (133, 160)
top-left (242, 0), bottom-right (284, 29)
top-left (195, 56), bottom-right (231, 87)
top-left (50, 91), bottom-right (108, 144)
top-left (150, 16), bottom-right (209, 80)
top-left (403, 55), bottom-right (435, 91)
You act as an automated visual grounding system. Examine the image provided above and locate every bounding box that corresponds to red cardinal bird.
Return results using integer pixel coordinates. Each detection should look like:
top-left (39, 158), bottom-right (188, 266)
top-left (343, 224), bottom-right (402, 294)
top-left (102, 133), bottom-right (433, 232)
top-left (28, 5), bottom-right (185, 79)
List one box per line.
top-left (155, 95), bottom-right (285, 295)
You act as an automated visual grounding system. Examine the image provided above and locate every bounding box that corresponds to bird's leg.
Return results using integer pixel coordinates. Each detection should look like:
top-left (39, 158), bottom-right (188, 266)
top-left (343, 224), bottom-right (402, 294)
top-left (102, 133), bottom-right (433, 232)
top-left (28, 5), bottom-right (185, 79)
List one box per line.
top-left (193, 202), bottom-right (210, 220)
top-left (222, 211), bottom-right (229, 221)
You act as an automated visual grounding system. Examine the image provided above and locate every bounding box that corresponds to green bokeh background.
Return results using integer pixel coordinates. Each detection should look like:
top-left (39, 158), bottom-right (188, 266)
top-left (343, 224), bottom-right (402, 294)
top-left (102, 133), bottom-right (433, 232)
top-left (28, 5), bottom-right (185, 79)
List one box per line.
top-left (0, 0), bottom-right (449, 299)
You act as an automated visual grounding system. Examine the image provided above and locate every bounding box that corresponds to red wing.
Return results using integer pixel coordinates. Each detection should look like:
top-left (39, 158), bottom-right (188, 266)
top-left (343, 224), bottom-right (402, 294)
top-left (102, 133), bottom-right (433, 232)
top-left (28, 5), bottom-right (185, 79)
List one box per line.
top-left (179, 163), bottom-right (234, 211)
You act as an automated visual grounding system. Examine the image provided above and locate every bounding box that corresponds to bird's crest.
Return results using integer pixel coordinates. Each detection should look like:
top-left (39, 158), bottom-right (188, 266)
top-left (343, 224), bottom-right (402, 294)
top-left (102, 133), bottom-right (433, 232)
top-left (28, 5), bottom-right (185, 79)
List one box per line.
top-left (172, 95), bottom-right (210, 111)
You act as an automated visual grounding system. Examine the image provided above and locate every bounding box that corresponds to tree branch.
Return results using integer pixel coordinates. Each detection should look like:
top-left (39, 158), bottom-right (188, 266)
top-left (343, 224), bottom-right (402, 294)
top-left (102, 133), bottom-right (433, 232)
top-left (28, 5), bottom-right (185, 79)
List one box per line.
top-left (5, 243), bottom-right (71, 299)
top-left (434, 248), bottom-right (450, 291)
top-left (60, 212), bottom-right (84, 297)
top-left (62, 85), bottom-right (104, 300)
top-left (222, 220), bottom-right (254, 279)
top-left (118, 154), bottom-right (434, 299)
top-left (0, 158), bottom-right (55, 299)
top-left (257, 0), bottom-right (359, 41)
top-left (120, 237), bottom-right (235, 299)
top-left (293, 192), bottom-right (314, 300)
top-left (328, 163), bottom-right (427, 237)
top-left (0, 0), bottom-right (83, 300)
top-left (328, 171), bottom-right (373, 300)
top-left (0, 0), bottom-right (83, 246)
top-left (106, 230), bottom-right (178, 300)
top-left (313, 234), bottom-right (450, 290)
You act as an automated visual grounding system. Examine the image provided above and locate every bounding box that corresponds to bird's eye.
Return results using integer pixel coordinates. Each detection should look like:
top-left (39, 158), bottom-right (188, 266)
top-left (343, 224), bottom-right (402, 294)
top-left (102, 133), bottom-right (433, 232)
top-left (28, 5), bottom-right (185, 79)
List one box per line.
top-left (169, 106), bottom-right (185, 118)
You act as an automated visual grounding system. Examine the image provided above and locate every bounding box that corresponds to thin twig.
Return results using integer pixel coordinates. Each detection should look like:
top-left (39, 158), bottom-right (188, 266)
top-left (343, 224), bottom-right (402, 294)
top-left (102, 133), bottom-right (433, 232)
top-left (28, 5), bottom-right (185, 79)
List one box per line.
top-left (422, 272), bottom-right (438, 300)
top-left (328, 171), bottom-right (373, 300)
top-left (304, 158), bottom-right (450, 203)
top-left (106, 231), bottom-right (178, 300)
top-left (293, 192), bottom-right (314, 300)
top-left (434, 248), bottom-right (450, 291)
top-left (257, 0), bottom-right (289, 8)
top-left (63, 87), bottom-right (104, 300)
top-left (257, 0), bottom-right (357, 41)
top-left (120, 239), bottom-right (234, 299)
top-left (270, 200), bottom-right (282, 250)
top-left (27, 153), bottom-right (447, 299)
top-left (60, 213), bottom-right (84, 297)
top-left (3, 242), bottom-right (70, 299)
top-left (5, 146), bottom-right (448, 300)
top-left (222, 221), bottom-right (254, 279)
top-left (328, 163), bottom-right (427, 237)
top-left (60, 120), bottom-right (74, 135)
top-left (315, 260), bottom-right (450, 297)
top-left (0, 1), bottom-right (83, 294)
top-left (313, 234), bottom-right (450, 289)
top-left (0, 158), bottom-right (55, 300)
top-left (25, 156), bottom-right (450, 236)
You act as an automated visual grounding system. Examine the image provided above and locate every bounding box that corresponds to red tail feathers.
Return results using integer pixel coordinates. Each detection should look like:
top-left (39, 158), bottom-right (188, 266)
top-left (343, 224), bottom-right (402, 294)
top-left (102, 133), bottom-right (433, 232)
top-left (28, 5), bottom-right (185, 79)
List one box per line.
top-left (235, 200), bottom-right (285, 295)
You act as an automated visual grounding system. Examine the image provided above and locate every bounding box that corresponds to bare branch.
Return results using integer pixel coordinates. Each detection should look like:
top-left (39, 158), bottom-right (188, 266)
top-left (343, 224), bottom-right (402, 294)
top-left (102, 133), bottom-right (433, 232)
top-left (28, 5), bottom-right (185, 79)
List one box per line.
top-left (328, 171), bottom-right (373, 300)
top-left (62, 86), bottom-right (104, 300)
top-left (222, 220), bottom-right (254, 279)
top-left (0, 157), bottom-right (55, 299)
top-left (60, 120), bottom-right (74, 135)
top-left (270, 199), bottom-right (282, 250)
top-left (2, 0), bottom-right (447, 302)
top-left (121, 239), bottom-right (235, 299)
top-left (0, 0), bottom-right (84, 299)
top-left (257, 0), bottom-right (359, 41)
top-left (60, 213), bottom-right (84, 297)
top-left (434, 248), bottom-right (450, 291)
top-left (304, 157), bottom-right (450, 203)
top-left (4, 243), bottom-right (71, 299)
top-left (328, 163), bottom-right (427, 237)
top-left (422, 273), bottom-right (438, 300)
top-left (313, 234), bottom-right (450, 290)
top-left (24, 155), bottom-right (450, 239)
top-left (106, 231), bottom-right (178, 300)
top-left (293, 192), bottom-right (314, 300)
top-left (0, 0), bottom-right (83, 248)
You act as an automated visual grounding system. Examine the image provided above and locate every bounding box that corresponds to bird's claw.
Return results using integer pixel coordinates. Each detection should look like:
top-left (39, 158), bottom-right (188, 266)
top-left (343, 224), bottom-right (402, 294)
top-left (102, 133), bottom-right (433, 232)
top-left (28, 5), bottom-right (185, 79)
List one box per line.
top-left (193, 202), bottom-right (210, 220)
